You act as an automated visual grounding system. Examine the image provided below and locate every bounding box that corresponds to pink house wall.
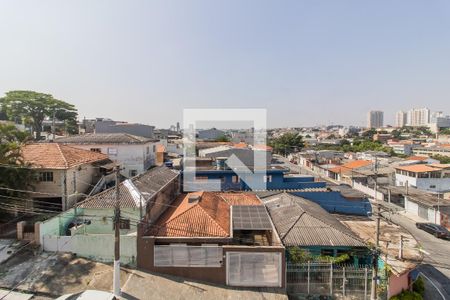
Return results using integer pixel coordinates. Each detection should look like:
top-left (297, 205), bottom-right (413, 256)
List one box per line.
top-left (388, 272), bottom-right (410, 298)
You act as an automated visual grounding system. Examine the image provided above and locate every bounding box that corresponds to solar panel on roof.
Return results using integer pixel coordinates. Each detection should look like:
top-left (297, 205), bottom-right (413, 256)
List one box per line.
top-left (232, 205), bottom-right (273, 230)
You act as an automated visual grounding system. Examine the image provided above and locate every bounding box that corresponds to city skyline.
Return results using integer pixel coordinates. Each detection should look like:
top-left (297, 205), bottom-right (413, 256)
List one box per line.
top-left (2, 1), bottom-right (450, 128)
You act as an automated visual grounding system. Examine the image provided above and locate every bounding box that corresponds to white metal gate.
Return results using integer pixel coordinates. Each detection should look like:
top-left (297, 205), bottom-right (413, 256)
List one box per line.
top-left (226, 252), bottom-right (282, 287)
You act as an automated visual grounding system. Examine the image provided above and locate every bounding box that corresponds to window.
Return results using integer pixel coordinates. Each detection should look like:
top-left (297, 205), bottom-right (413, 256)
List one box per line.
top-left (430, 185), bottom-right (436, 189)
top-left (146, 146), bottom-right (150, 154)
top-left (129, 170), bottom-right (138, 177)
top-left (39, 172), bottom-right (53, 182)
top-left (107, 148), bottom-right (118, 155)
top-left (90, 148), bottom-right (101, 153)
top-left (321, 249), bottom-right (334, 257)
top-left (232, 176), bottom-right (240, 183)
top-left (119, 218), bottom-right (130, 230)
top-left (263, 175), bottom-right (272, 183)
top-left (153, 145), bottom-right (156, 152)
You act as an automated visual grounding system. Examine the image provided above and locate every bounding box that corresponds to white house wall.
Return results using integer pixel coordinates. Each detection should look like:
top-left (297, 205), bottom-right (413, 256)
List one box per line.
top-left (63, 143), bottom-right (156, 177)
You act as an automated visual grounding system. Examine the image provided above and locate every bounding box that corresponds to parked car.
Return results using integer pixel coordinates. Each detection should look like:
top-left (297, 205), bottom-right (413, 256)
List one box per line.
top-left (56, 290), bottom-right (116, 300)
top-left (416, 223), bottom-right (450, 239)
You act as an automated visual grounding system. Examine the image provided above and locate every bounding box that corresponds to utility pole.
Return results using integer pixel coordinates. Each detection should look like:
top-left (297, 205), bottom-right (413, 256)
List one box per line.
top-left (113, 166), bottom-right (121, 297)
top-left (62, 171), bottom-right (68, 211)
top-left (73, 171), bottom-right (77, 217)
top-left (374, 156), bottom-right (378, 201)
top-left (398, 235), bottom-right (403, 260)
top-left (371, 202), bottom-right (381, 300)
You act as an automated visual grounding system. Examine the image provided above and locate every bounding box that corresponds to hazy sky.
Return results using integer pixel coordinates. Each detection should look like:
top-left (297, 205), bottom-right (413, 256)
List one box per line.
top-left (1, 1), bottom-right (450, 128)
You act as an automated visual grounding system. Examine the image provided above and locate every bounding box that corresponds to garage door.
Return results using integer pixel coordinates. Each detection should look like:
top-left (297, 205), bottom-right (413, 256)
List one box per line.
top-left (226, 252), bottom-right (282, 287)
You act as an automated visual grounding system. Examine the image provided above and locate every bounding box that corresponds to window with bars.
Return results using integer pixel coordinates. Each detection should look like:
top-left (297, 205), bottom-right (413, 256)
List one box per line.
top-left (39, 172), bottom-right (54, 182)
top-left (154, 245), bottom-right (223, 267)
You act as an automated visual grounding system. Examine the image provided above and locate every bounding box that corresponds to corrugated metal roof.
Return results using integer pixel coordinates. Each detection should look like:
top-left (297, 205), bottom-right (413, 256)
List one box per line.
top-left (78, 166), bottom-right (179, 209)
top-left (263, 193), bottom-right (366, 247)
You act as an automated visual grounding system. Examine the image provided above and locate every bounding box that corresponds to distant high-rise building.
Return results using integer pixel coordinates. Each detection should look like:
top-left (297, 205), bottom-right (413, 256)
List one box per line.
top-left (407, 108), bottom-right (430, 126)
top-left (367, 111), bottom-right (384, 128)
top-left (395, 111), bottom-right (407, 128)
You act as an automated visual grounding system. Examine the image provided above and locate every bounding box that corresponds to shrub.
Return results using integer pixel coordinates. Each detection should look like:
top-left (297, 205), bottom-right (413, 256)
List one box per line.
top-left (389, 290), bottom-right (423, 300)
top-left (412, 276), bottom-right (425, 296)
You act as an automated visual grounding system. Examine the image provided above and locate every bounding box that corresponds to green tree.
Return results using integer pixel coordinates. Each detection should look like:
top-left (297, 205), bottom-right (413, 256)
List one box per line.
top-left (439, 128), bottom-right (450, 135)
top-left (0, 124), bottom-right (35, 215)
top-left (432, 155), bottom-right (450, 164)
top-left (269, 132), bottom-right (304, 155)
top-left (0, 90), bottom-right (78, 139)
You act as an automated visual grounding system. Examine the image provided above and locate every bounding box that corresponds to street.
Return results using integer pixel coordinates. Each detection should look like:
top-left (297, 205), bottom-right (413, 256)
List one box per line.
top-left (383, 211), bottom-right (450, 300)
top-left (275, 155), bottom-right (450, 299)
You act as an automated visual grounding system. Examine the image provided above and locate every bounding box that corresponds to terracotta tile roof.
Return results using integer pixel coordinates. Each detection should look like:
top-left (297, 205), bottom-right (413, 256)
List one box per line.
top-left (406, 156), bottom-right (429, 161)
top-left (149, 192), bottom-right (262, 237)
top-left (21, 143), bottom-right (109, 169)
top-left (328, 160), bottom-right (372, 174)
top-left (395, 164), bottom-right (440, 173)
top-left (233, 142), bottom-right (248, 148)
top-left (253, 144), bottom-right (274, 151)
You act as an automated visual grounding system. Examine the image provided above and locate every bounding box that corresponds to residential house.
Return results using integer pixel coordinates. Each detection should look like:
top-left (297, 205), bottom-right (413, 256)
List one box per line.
top-left (21, 143), bottom-right (113, 211)
top-left (198, 143), bottom-right (273, 167)
top-left (394, 164), bottom-right (450, 193)
top-left (36, 166), bottom-right (180, 265)
top-left (197, 128), bottom-right (226, 141)
top-left (262, 193), bottom-right (370, 265)
top-left (387, 140), bottom-right (418, 156)
top-left (137, 191), bottom-right (285, 288)
top-left (328, 160), bottom-right (373, 182)
top-left (56, 133), bottom-right (159, 178)
top-left (183, 161), bottom-right (326, 192)
top-left (412, 145), bottom-right (450, 157)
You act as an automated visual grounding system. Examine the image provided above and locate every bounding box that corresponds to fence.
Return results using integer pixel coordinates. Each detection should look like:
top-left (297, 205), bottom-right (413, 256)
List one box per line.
top-left (287, 262), bottom-right (372, 299)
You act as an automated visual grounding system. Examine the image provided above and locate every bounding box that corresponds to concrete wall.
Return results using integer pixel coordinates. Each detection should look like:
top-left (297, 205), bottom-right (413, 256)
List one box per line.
top-left (136, 235), bottom-right (285, 288)
top-left (396, 173), bottom-right (450, 193)
top-left (42, 233), bottom-right (137, 265)
top-left (71, 208), bottom-right (140, 235)
top-left (353, 182), bottom-right (385, 201)
top-left (143, 176), bottom-right (180, 224)
top-left (64, 143), bottom-right (156, 177)
top-left (186, 170), bottom-right (325, 192)
top-left (293, 191), bottom-right (372, 216)
top-left (388, 272), bottom-right (410, 299)
top-left (31, 164), bottom-right (103, 210)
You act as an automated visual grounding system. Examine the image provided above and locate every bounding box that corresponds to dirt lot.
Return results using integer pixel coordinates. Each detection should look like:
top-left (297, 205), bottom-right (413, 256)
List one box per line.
top-left (0, 245), bottom-right (287, 300)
